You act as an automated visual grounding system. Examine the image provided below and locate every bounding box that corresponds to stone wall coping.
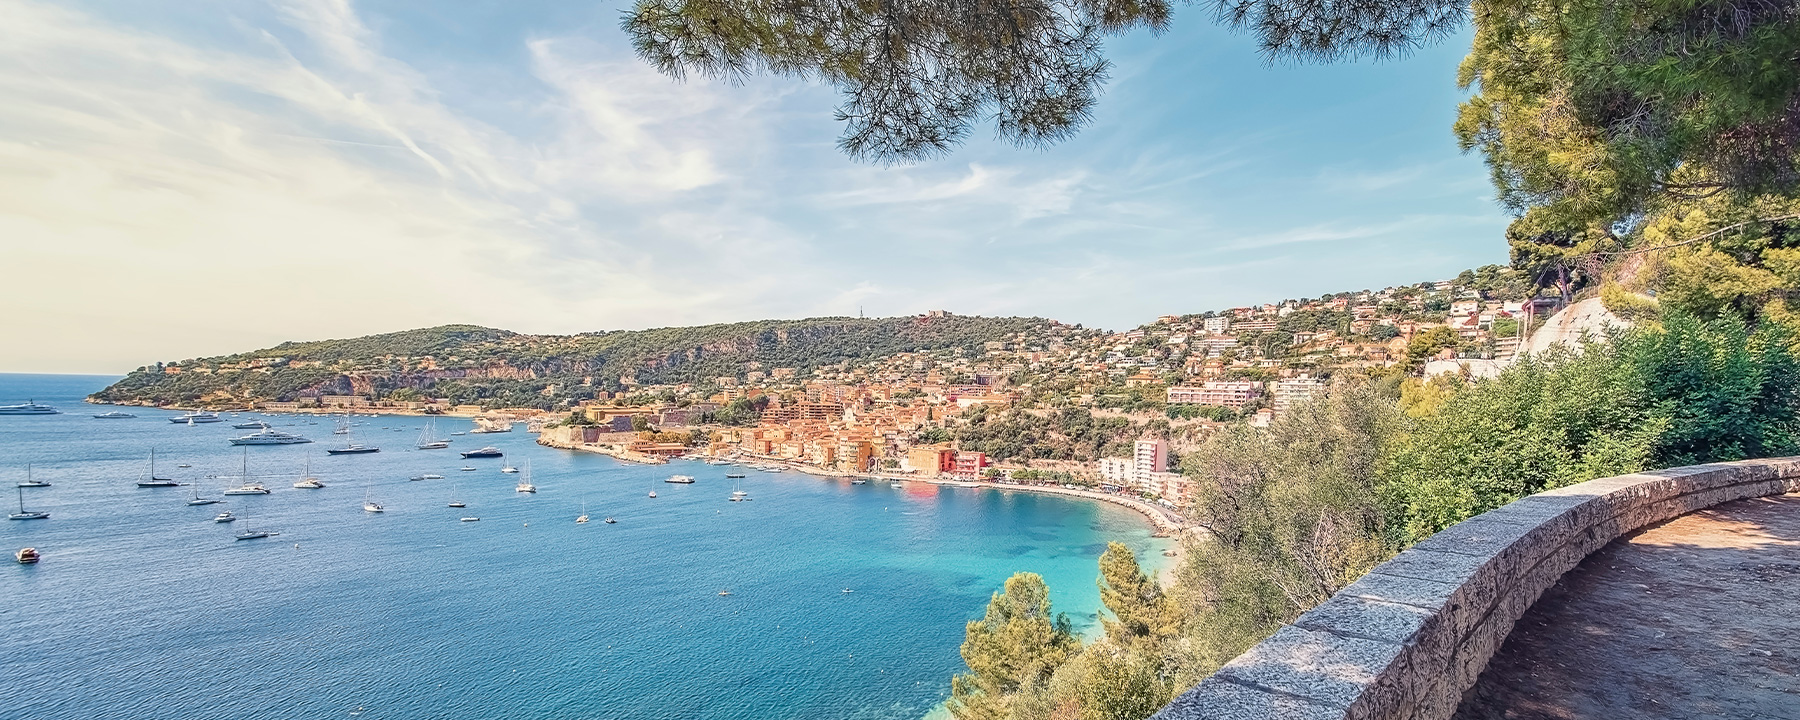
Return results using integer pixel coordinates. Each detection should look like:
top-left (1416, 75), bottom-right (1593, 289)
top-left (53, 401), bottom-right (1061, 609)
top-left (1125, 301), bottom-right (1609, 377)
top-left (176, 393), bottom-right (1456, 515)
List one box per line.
top-left (1150, 457), bottom-right (1800, 720)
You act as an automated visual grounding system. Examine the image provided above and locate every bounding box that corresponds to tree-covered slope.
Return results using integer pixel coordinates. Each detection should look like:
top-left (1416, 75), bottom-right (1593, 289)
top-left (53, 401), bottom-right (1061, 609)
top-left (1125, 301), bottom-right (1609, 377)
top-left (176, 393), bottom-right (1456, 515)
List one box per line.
top-left (92, 315), bottom-right (1054, 408)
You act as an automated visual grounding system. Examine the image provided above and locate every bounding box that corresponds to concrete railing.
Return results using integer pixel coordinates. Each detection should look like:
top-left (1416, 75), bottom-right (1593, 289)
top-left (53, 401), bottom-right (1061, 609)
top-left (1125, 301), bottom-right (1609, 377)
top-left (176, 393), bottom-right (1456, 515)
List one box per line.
top-left (1151, 457), bottom-right (1800, 720)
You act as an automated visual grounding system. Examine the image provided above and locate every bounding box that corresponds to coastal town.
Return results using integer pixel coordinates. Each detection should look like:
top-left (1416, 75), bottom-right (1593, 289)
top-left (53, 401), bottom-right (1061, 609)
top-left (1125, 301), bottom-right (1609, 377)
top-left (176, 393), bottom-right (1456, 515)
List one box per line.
top-left (124, 264), bottom-right (1579, 527)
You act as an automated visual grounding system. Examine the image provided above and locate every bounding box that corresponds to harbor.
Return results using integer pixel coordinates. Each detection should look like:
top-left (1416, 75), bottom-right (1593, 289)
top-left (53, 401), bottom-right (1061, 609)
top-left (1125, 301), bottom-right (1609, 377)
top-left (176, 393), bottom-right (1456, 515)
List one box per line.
top-left (0, 373), bottom-right (1171, 720)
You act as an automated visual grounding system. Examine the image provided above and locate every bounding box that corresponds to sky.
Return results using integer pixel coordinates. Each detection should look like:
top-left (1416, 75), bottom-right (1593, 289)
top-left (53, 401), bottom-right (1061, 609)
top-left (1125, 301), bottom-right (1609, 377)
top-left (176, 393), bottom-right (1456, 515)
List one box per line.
top-left (0, 0), bottom-right (1511, 374)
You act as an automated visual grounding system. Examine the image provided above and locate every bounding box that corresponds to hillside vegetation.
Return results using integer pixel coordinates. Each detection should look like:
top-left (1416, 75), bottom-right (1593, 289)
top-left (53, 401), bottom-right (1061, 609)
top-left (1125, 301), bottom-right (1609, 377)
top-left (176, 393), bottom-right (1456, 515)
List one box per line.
top-left (92, 315), bottom-right (1054, 408)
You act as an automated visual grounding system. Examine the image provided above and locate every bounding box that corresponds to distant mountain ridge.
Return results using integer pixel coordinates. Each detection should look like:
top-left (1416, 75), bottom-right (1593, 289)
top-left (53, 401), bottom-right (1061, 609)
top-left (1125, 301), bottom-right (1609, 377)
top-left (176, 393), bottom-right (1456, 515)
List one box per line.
top-left (91, 315), bottom-right (1060, 409)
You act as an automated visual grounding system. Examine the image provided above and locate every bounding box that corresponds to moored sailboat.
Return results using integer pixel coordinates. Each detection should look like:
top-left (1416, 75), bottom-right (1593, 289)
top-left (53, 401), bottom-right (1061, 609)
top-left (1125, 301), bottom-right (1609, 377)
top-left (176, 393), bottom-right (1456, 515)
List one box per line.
top-left (136, 450), bottom-right (180, 487)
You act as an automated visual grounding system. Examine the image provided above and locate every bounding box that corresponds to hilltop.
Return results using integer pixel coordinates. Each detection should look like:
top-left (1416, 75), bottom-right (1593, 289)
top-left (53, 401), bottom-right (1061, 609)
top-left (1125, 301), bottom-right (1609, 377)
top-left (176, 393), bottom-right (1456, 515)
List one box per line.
top-left (90, 315), bottom-right (1065, 409)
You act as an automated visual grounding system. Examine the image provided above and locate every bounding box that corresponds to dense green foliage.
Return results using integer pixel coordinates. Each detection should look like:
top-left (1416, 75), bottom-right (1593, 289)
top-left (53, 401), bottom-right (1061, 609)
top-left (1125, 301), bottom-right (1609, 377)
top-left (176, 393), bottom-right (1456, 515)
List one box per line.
top-left (1384, 314), bottom-right (1800, 542)
top-left (952, 407), bottom-right (1154, 462)
top-left (92, 315), bottom-right (1054, 409)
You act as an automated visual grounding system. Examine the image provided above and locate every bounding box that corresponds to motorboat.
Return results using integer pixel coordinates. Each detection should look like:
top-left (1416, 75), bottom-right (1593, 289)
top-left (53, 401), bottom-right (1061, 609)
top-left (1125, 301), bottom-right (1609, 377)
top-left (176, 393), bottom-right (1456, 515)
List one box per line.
top-left (460, 517), bottom-right (480, 522)
top-left (17, 464), bottom-right (48, 488)
top-left (9, 486), bottom-right (48, 520)
top-left (500, 465), bottom-right (519, 474)
top-left (232, 420), bottom-right (271, 430)
top-left (214, 512), bottom-right (235, 523)
top-left (229, 429), bottom-right (313, 445)
top-left (664, 475), bottom-right (696, 484)
top-left (0, 401), bottom-right (59, 415)
top-left (326, 444), bottom-right (379, 455)
top-left (459, 466), bottom-right (477, 472)
top-left (725, 472), bottom-right (746, 479)
top-left (170, 412), bottom-right (221, 424)
top-left (419, 474), bottom-right (444, 480)
top-left (15, 547), bottom-right (38, 564)
top-left (136, 450), bottom-right (181, 487)
top-left (604, 517), bottom-right (616, 524)
top-left (460, 447), bottom-right (503, 459)
top-left (92, 411), bottom-right (136, 419)
top-left (851, 478), bottom-right (868, 485)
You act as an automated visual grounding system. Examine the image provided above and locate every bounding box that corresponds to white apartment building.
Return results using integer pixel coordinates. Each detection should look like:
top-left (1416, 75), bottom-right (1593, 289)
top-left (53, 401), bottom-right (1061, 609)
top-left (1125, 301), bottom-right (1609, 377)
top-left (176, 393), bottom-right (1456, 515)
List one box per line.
top-left (1273, 375), bottom-right (1328, 415)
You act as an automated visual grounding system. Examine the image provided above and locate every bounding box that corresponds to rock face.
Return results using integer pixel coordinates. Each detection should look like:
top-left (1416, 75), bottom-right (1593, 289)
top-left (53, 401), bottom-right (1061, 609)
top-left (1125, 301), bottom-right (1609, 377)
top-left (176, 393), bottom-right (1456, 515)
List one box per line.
top-left (1517, 297), bottom-right (1630, 357)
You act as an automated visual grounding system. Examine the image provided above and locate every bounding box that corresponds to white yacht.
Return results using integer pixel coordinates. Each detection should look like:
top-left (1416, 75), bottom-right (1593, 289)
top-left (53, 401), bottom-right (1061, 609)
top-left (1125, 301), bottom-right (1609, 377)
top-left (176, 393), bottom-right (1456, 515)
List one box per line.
top-left (229, 429), bottom-right (313, 446)
top-left (500, 465), bottom-right (519, 474)
top-left (92, 410), bottom-right (136, 419)
top-left (232, 420), bottom-right (271, 430)
top-left (0, 401), bottom-right (59, 415)
top-left (170, 412), bottom-right (221, 424)
top-left (664, 475), bottom-right (696, 484)
top-left (214, 512), bottom-right (235, 523)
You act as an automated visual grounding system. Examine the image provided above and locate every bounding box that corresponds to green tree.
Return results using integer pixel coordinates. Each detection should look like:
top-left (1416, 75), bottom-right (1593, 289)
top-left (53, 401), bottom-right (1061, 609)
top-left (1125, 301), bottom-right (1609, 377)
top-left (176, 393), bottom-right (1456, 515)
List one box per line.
top-left (1404, 326), bottom-right (1460, 363)
top-left (949, 572), bottom-right (1079, 720)
top-left (1097, 543), bottom-right (1178, 647)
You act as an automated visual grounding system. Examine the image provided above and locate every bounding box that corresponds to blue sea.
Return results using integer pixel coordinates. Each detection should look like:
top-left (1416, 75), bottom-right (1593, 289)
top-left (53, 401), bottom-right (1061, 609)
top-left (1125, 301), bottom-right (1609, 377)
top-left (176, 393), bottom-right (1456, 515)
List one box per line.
top-left (0, 374), bottom-right (1169, 720)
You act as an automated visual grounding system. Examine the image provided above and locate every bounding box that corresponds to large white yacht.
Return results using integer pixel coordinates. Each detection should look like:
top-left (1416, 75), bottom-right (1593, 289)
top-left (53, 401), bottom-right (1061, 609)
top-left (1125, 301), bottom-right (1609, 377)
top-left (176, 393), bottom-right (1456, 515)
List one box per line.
top-left (0, 401), bottom-right (59, 415)
top-left (228, 429), bottom-right (313, 446)
top-left (170, 412), bottom-right (221, 424)
top-left (92, 410), bottom-right (136, 419)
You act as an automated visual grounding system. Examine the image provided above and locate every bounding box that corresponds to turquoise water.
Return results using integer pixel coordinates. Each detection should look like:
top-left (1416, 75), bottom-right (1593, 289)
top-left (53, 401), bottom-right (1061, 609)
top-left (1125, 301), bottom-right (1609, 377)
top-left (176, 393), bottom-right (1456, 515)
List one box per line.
top-left (0, 374), bottom-right (1167, 719)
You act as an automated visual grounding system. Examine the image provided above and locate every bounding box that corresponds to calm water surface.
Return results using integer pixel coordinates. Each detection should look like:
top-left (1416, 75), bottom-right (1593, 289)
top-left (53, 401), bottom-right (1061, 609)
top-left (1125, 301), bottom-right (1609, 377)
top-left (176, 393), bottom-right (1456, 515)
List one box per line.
top-left (0, 374), bottom-right (1168, 720)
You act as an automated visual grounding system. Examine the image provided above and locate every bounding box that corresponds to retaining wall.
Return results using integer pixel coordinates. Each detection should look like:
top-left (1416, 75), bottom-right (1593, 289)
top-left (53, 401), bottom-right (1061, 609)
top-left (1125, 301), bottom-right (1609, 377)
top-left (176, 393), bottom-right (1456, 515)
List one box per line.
top-left (1150, 457), bottom-right (1800, 720)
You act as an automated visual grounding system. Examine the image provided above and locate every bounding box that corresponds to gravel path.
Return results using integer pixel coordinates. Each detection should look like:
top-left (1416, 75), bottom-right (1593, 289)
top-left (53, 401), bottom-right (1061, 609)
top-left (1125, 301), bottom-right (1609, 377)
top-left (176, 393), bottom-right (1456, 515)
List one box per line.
top-left (1455, 493), bottom-right (1800, 719)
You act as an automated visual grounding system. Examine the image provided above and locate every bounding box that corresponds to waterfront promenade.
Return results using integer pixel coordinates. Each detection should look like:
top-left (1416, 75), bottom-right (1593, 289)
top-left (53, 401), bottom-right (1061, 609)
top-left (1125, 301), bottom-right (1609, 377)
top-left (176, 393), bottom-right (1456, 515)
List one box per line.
top-left (1454, 493), bottom-right (1800, 719)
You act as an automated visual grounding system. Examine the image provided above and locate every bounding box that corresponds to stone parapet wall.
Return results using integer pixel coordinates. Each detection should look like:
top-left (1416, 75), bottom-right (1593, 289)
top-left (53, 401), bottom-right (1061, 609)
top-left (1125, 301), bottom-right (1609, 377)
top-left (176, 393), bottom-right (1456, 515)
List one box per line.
top-left (1151, 457), bottom-right (1800, 720)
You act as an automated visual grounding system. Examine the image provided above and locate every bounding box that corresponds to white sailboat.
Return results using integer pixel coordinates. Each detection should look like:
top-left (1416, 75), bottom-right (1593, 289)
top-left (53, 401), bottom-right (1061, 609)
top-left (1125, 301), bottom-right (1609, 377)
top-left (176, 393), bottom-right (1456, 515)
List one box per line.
top-left (448, 481), bottom-right (466, 508)
top-left (576, 500), bottom-right (589, 524)
top-left (222, 448), bottom-right (270, 494)
top-left (515, 460), bottom-right (536, 493)
top-left (416, 419), bottom-right (450, 450)
top-left (233, 510), bottom-right (270, 540)
top-left (363, 487), bottom-right (384, 513)
top-left (9, 485), bottom-right (48, 520)
top-left (17, 464), bottom-right (49, 488)
top-left (293, 457), bottom-right (324, 488)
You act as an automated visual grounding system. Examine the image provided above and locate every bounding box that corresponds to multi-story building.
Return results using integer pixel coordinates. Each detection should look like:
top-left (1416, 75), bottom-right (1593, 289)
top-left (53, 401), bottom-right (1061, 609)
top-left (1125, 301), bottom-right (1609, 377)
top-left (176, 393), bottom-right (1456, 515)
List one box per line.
top-left (1098, 457), bottom-right (1134, 486)
top-left (951, 451), bottom-right (988, 480)
top-left (1272, 376), bottom-right (1327, 416)
top-left (1166, 381), bottom-right (1263, 408)
top-left (907, 446), bottom-right (954, 476)
top-left (1133, 439), bottom-right (1168, 477)
top-left (1202, 316), bottom-right (1231, 335)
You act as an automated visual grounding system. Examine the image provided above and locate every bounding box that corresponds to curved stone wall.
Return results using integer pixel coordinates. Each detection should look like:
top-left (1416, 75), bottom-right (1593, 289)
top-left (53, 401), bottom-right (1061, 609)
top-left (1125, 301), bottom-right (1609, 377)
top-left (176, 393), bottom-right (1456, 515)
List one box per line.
top-left (1150, 457), bottom-right (1800, 720)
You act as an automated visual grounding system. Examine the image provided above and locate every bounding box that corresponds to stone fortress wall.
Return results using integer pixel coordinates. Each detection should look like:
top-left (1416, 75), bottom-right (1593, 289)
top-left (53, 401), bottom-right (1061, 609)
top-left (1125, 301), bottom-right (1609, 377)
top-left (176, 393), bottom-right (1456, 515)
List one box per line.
top-left (1150, 457), bottom-right (1800, 720)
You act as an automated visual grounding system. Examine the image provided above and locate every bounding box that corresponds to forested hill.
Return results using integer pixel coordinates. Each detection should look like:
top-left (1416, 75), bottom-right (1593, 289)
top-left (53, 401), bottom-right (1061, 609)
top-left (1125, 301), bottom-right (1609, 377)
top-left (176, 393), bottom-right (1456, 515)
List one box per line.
top-left (92, 315), bottom-right (1057, 409)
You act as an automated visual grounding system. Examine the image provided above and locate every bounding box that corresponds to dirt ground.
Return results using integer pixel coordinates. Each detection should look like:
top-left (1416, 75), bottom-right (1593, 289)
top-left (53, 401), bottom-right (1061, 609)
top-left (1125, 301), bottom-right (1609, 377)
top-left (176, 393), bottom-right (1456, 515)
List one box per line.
top-left (1454, 493), bottom-right (1800, 720)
